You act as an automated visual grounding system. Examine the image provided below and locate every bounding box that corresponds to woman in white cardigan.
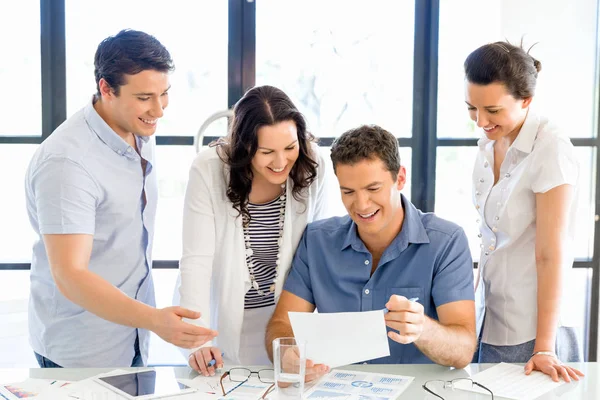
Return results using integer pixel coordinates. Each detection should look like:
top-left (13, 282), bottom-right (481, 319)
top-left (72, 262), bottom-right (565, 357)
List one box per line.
top-left (177, 85), bottom-right (335, 375)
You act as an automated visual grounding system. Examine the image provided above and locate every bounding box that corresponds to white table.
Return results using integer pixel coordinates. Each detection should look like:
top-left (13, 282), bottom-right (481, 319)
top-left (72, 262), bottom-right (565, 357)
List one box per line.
top-left (0, 363), bottom-right (596, 399)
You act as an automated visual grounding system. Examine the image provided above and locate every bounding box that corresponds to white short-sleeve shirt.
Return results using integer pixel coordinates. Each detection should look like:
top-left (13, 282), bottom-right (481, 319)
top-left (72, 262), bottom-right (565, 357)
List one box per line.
top-left (472, 110), bottom-right (579, 346)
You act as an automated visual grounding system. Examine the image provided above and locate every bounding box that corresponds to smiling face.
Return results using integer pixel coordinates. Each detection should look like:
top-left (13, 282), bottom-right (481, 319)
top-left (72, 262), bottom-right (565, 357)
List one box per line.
top-left (336, 157), bottom-right (406, 246)
top-left (464, 81), bottom-right (531, 142)
top-left (251, 120), bottom-right (300, 187)
top-left (97, 69), bottom-right (170, 140)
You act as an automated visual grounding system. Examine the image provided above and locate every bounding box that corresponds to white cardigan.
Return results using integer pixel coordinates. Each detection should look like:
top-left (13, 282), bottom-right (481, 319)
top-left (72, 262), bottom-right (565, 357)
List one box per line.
top-left (176, 143), bottom-right (335, 363)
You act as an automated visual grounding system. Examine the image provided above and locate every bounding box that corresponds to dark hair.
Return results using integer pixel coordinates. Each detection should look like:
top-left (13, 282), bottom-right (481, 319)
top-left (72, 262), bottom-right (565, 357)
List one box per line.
top-left (464, 41), bottom-right (542, 99)
top-left (215, 85), bottom-right (318, 223)
top-left (94, 29), bottom-right (174, 96)
top-left (330, 125), bottom-right (400, 181)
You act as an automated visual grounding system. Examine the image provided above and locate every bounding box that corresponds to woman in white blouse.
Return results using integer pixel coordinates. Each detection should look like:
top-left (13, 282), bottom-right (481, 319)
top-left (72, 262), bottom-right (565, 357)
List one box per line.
top-left (464, 42), bottom-right (584, 382)
top-left (176, 85), bottom-right (335, 375)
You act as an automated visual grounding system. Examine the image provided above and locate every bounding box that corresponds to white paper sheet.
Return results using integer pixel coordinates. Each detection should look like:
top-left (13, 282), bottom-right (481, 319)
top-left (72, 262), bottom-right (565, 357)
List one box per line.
top-left (0, 378), bottom-right (70, 399)
top-left (455, 363), bottom-right (565, 400)
top-left (178, 375), bottom-right (272, 400)
top-left (303, 369), bottom-right (413, 400)
top-left (288, 310), bottom-right (390, 368)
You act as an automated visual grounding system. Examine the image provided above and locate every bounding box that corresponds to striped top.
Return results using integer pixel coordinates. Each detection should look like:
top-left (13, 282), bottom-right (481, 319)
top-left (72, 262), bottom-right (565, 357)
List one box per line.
top-left (244, 195), bottom-right (284, 309)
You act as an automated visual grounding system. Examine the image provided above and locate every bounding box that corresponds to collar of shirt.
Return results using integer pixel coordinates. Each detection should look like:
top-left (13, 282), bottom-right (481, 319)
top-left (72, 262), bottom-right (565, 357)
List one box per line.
top-left (83, 97), bottom-right (150, 161)
top-left (341, 194), bottom-right (430, 260)
top-left (477, 109), bottom-right (540, 156)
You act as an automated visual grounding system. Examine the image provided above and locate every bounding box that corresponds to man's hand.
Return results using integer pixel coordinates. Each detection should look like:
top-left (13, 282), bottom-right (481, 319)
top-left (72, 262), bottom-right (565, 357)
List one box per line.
top-left (384, 295), bottom-right (425, 344)
top-left (150, 306), bottom-right (217, 349)
top-left (280, 346), bottom-right (329, 383)
top-left (305, 359), bottom-right (330, 382)
top-left (524, 354), bottom-right (584, 382)
top-left (189, 347), bottom-right (223, 377)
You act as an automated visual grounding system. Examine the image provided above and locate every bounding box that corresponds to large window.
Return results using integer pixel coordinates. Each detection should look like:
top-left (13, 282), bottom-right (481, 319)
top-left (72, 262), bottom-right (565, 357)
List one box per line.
top-left (1, 0), bottom-right (600, 365)
top-left (256, 0), bottom-right (415, 138)
top-left (0, 0), bottom-right (41, 136)
top-left (436, 0), bottom-right (600, 357)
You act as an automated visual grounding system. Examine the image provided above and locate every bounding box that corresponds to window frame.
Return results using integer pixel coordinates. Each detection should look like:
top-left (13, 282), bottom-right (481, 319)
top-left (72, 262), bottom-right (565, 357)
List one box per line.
top-left (1, 0), bottom-right (599, 361)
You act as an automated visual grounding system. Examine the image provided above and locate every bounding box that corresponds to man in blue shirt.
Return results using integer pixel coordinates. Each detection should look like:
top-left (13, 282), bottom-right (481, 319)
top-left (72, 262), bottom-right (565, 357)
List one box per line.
top-left (266, 125), bottom-right (476, 378)
top-left (25, 30), bottom-right (216, 368)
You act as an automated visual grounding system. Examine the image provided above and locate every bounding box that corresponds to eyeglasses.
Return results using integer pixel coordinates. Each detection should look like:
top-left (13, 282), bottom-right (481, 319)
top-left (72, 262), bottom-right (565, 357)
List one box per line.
top-left (220, 368), bottom-right (275, 399)
top-left (422, 378), bottom-right (494, 399)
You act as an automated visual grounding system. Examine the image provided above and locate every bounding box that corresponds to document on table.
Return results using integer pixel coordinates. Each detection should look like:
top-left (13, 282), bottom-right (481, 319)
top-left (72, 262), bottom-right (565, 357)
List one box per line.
top-left (288, 310), bottom-right (390, 368)
top-left (303, 369), bottom-right (413, 400)
top-left (0, 378), bottom-right (71, 399)
top-left (178, 375), bottom-right (273, 400)
top-left (454, 363), bottom-right (565, 400)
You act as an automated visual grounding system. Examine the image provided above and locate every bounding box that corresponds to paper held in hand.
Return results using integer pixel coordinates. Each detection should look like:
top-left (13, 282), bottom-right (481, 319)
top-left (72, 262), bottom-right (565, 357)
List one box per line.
top-left (288, 310), bottom-right (390, 368)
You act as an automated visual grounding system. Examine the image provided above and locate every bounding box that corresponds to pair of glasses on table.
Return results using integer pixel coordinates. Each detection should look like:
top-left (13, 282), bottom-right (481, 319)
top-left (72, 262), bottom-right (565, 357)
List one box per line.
top-left (422, 378), bottom-right (494, 399)
top-left (220, 368), bottom-right (275, 399)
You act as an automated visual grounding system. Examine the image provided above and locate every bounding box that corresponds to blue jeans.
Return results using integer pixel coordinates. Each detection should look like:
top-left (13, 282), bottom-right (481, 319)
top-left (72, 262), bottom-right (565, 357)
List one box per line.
top-left (35, 335), bottom-right (143, 368)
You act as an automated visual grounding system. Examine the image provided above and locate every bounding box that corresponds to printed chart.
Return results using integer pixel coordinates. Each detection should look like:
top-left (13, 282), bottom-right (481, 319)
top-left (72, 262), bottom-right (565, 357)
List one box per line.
top-left (304, 369), bottom-right (413, 400)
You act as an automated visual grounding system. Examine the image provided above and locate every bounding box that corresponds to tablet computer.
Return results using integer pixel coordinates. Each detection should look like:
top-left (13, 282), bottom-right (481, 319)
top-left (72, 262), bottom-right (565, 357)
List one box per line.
top-left (95, 370), bottom-right (197, 400)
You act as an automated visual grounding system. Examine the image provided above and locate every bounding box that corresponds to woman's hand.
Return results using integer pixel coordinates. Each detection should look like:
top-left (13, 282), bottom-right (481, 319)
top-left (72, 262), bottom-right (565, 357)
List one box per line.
top-left (188, 346), bottom-right (224, 377)
top-left (524, 353), bottom-right (584, 382)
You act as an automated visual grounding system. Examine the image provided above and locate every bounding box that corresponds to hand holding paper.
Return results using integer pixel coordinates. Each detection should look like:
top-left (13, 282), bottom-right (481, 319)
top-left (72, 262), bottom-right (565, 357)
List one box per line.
top-left (384, 295), bottom-right (425, 344)
top-left (288, 309), bottom-right (390, 368)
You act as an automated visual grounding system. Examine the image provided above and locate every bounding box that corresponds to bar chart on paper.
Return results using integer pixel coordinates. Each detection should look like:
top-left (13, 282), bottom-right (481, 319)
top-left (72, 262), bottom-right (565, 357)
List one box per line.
top-left (304, 369), bottom-right (413, 400)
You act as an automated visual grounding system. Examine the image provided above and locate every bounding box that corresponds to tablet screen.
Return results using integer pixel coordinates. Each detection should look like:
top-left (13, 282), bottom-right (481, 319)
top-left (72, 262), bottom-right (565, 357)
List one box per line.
top-left (99, 370), bottom-right (192, 398)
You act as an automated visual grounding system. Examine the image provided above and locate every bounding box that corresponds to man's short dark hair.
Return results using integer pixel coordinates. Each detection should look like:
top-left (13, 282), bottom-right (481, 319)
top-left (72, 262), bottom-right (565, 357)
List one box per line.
top-left (94, 29), bottom-right (174, 96)
top-left (330, 125), bottom-right (401, 180)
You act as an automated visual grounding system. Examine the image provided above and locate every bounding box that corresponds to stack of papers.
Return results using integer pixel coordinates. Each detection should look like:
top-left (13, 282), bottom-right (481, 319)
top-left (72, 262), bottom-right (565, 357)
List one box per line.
top-left (456, 363), bottom-right (566, 400)
top-left (289, 310), bottom-right (390, 367)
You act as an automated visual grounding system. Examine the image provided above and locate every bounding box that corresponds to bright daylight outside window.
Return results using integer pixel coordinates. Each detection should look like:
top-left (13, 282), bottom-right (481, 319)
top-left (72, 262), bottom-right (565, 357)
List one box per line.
top-left (435, 0), bottom-right (598, 356)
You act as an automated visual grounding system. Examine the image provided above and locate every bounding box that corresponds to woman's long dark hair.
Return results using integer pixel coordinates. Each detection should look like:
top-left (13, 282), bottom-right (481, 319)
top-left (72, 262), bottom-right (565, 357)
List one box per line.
top-left (214, 85), bottom-right (318, 223)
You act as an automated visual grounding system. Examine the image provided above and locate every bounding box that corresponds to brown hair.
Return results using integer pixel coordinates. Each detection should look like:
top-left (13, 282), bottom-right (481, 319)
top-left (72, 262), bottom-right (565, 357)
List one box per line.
top-left (464, 41), bottom-right (541, 99)
top-left (94, 29), bottom-right (174, 96)
top-left (330, 125), bottom-right (400, 181)
top-left (214, 85), bottom-right (318, 223)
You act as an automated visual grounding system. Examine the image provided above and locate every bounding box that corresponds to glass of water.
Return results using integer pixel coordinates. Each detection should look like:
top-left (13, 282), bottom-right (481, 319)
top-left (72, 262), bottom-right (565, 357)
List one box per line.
top-left (272, 337), bottom-right (306, 400)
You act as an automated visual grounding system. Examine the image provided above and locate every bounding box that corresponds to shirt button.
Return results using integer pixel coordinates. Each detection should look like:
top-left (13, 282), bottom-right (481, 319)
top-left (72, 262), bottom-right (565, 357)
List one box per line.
top-left (364, 260), bottom-right (370, 265)
top-left (505, 172), bottom-right (511, 178)
top-left (126, 148), bottom-right (132, 153)
top-left (476, 205), bottom-right (480, 210)
top-left (485, 252), bottom-right (489, 256)
top-left (364, 289), bottom-right (370, 295)
top-left (484, 162), bottom-right (489, 168)
top-left (494, 216), bottom-right (500, 221)
top-left (489, 245), bottom-right (495, 251)
top-left (475, 191), bottom-right (481, 196)
top-left (477, 233), bottom-right (482, 238)
top-left (479, 178), bottom-right (484, 183)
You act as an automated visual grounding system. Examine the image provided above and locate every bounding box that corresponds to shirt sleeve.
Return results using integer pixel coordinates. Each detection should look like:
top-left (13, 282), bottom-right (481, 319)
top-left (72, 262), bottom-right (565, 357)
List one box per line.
top-left (283, 228), bottom-right (315, 305)
top-left (431, 227), bottom-right (475, 307)
top-left (30, 157), bottom-right (99, 235)
top-left (530, 137), bottom-right (579, 194)
top-left (178, 153), bottom-right (217, 353)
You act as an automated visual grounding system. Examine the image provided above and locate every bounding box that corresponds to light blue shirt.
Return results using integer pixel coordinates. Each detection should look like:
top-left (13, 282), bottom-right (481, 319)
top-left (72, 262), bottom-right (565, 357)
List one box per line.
top-left (284, 194), bottom-right (474, 364)
top-left (25, 98), bottom-right (157, 367)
